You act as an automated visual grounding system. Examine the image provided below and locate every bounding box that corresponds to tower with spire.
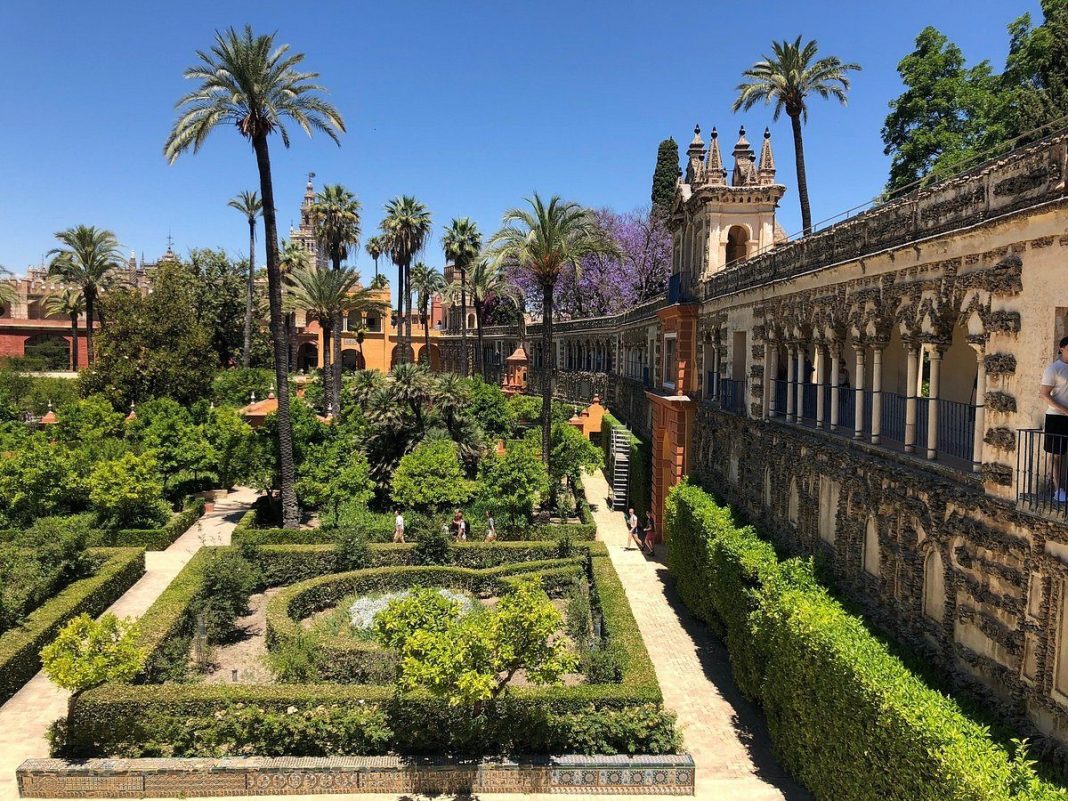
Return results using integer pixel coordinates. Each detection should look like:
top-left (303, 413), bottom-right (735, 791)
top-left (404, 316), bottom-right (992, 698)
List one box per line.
top-left (666, 122), bottom-right (787, 280)
top-left (289, 173), bottom-right (323, 270)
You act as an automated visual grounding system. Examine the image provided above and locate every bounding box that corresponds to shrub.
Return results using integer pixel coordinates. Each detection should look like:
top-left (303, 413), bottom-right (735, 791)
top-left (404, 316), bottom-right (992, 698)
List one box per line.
top-left (41, 613), bottom-right (143, 693)
top-left (297, 446), bottom-right (374, 525)
top-left (88, 452), bottom-right (169, 530)
top-left (0, 434), bottom-right (87, 527)
top-left (332, 528), bottom-right (370, 571)
top-left (476, 439), bottom-right (549, 525)
top-left (414, 528), bottom-right (451, 566)
top-left (193, 551), bottom-right (261, 642)
top-left (466, 377), bottom-right (516, 440)
top-left (268, 631), bottom-right (322, 683)
top-left (211, 367), bottom-right (274, 408)
top-left (665, 481), bottom-right (1063, 801)
top-left (391, 440), bottom-right (475, 512)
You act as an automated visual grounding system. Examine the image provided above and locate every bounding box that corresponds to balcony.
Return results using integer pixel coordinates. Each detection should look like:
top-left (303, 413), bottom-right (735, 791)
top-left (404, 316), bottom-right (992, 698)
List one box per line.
top-left (1017, 428), bottom-right (1068, 520)
top-left (767, 379), bottom-right (977, 473)
top-left (705, 373), bottom-right (746, 416)
top-left (666, 271), bottom-right (696, 305)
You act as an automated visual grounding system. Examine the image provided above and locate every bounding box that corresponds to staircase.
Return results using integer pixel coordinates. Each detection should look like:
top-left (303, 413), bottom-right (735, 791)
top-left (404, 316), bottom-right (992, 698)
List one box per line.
top-left (609, 427), bottom-right (631, 511)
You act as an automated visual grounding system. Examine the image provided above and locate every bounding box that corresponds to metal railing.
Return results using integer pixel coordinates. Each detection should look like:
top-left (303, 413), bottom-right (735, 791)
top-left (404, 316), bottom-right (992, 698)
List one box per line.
top-left (1017, 428), bottom-right (1068, 519)
top-left (719, 378), bottom-right (746, 416)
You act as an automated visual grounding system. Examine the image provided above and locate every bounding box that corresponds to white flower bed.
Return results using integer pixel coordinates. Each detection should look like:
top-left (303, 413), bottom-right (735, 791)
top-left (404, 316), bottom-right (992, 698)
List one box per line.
top-left (347, 588), bottom-right (477, 630)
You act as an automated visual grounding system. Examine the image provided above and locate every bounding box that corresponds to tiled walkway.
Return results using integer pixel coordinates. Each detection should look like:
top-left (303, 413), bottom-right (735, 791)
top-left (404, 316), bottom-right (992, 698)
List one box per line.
top-left (581, 469), bottom-right (808, 801)
top-left (0, 488), bottom-right (259, 801)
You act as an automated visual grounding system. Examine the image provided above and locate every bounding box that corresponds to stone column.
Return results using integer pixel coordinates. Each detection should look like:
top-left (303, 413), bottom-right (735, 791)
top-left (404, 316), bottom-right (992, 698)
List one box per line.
top-left (972, 348), bottom-right (986, 473)
top-left (713, 344), bottom-right (721, 399)
top-left (795, 346), bottom-right (806, 423)
top-left (870, 346), bottom-right (883, 445)
top-left (815, 345), bottom-right (827, 429)
top-left (764, 343), bottom-right (776, 420)
top-left (926, 347), bottom-right (943, 460)
top-left (905, 345), bottom-right (919, 453)
top-left (854, 345), bottom-right (866, 440)
top-left (786, 345), bottom-right (796, 423)
top-left (830, 344), bottom-right (841, 431)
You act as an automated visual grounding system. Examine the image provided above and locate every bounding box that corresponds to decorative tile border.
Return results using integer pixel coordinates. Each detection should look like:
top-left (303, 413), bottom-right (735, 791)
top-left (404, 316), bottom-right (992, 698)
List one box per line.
top-left (18, 754), bottom-right (694, 797)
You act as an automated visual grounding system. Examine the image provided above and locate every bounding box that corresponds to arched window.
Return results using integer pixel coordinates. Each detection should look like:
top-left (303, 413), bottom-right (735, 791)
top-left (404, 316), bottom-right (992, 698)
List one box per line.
top-left (725, 226), bottom-right (749, 266)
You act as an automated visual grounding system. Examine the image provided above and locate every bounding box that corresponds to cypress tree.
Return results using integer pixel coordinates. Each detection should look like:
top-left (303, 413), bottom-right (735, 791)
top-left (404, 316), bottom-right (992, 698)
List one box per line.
top-left (650, 138), bottom-right (680, 216)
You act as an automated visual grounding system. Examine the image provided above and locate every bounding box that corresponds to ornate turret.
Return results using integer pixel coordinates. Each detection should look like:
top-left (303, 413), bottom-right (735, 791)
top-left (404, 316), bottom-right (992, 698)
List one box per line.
top-left (757, 127), bottom-right (776, 185)
top-left (704, 127), bottom-right (727, 186)
top-left (731, 126), bottom-right (758, 187)
top-left (684, 125), bottom-right (707, 186)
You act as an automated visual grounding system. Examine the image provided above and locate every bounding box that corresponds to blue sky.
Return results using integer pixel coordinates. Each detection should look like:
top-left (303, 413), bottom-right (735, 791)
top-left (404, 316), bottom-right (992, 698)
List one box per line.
top-left (0, 0), bottom-right (1042, 284)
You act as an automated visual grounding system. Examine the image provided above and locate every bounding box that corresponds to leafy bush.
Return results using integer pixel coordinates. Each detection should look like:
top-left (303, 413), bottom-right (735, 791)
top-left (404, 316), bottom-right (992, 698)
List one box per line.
top-left (41, 613), bottom-right (143, 693)
top-left (54, 395), bottom-right (124, 449)
top-left (414, 528), bottom-right (451, 566)
top-left (666, 481), bottom-right (1064, 801)
top-left (88, 452), bottom-right (169, 530)
top-left (193, 551), bottom-right (261, 642)
top-left (476, 439), bottom-right (549, 526)
top-left (390, 440), bottom-right (475, 512)
top-left (0, 434), bottom-right (87, 527)
top-left (268, 631), bottom-right (323, 683)
top-left (297, 445), bottom-right (375, 525)
top-left (332, 527), bottom-right (370, 571)
top-left (466, 377), bottom-right (516, 440)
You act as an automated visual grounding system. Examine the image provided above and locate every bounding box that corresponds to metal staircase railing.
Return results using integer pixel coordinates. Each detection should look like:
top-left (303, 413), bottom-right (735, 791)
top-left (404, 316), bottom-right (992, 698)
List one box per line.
top-left (609, 427), bottom-right (632, 511)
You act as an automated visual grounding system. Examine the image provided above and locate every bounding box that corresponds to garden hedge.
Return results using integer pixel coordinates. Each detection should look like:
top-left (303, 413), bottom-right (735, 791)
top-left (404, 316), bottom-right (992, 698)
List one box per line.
top-left (601, 412), bottom-right (650, 517)
top-left (88, 498), bottom-right (206, 550)
top-left (665, 480), bottom-right (1064, 801)
top-left (57, 541), bottom-right (670, 758)
top-left (0, 547), bottom-right (145, 704)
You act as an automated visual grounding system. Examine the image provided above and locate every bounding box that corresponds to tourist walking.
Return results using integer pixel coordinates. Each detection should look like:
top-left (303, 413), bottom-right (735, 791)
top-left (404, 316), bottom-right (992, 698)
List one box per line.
top-left (643, 510), bottom-right (657, 553)
top-left (451, 510), bottom-right (467, 542)
top-left (484, 510), bottom-right (497, 542)
top-left (393, 508), bottom-right (405, 544)
top-left (1041, 336), bottom-right (1068, 502)
top-left (626, 507), bottom-right (645, 551)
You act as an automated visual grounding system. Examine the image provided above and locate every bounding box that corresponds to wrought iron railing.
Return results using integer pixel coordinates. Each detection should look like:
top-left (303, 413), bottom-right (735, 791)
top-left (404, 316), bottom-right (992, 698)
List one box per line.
top-left (719, 378), bottom-right (746, 416)
top-left (1017, 428), bottom-right (1068, 519)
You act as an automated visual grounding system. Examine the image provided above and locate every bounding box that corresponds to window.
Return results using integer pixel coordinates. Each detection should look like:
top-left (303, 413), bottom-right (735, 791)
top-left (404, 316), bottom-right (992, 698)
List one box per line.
top-left (663, 335), bottom-right (677, 390)
top-left (366, 315), bottom-right (380, 332)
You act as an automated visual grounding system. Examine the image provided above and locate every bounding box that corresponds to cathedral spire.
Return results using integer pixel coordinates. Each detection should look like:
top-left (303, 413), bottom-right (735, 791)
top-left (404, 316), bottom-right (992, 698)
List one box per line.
top-left (684, 124), bottom-right (707, 186)
top-left (705, 127), bottom-right (726, 186)
top-left (758, 127), bottom-right (776, 185)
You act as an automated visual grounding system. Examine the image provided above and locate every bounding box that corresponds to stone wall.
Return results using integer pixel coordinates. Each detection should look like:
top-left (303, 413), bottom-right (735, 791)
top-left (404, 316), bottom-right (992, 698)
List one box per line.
top-left (693, 403), bottom-right (1068, 769)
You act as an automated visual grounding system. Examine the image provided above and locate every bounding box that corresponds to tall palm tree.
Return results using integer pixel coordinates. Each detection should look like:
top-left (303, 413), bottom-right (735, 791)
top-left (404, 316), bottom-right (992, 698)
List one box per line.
top-left (485, 194), bottom-right (618, 466)
top-left (380, 197), bottom-right (432, 366)
top-left (409, 262), bottom-right (444, 368)
top-left (453, 259), bottom-right (520, 381)
top-left (0, 267), bottom-right (17, 311)
top-left (365, 235), bottom-right (385, 280)
top-left (43, 287), bottom-right (86, 372)
top-left (310, 184), bottom-right (362, 406)
top-left (350, 321), bottom-right (368, 370)
top-left (284, 265), bottom-right (385, 414)
top-left (46, 226), bottom-right (123, 365)
top-left (389, 362), bottom-right (434, 433)
top-left (228, 190), bottom-right (262, 368)
top-left (164, 25), bottom-right (344, 528)
top-left (733, 37), bottom-right (860, 236)
top-left (441, 218), bottom-right (481, 377)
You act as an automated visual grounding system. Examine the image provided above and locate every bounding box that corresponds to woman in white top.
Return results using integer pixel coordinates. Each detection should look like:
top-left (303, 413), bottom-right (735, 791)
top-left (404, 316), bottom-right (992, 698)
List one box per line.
top-left (393, 509), bottom-right (405, 543)
top-left (484, 510), bottom-right (497, 542)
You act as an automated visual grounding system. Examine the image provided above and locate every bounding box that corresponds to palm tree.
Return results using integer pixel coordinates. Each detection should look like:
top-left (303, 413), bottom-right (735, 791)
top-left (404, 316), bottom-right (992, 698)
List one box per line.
top-left (43, 287), bottom-right (86, 372)
top-left (228, 190), bottom-right (262, 368)
top-left (733, 37), bottom-right (860, 235)
top-left (432, 373), bottom-right (472, 441)
top-left (350, 321), bottom-right (368, 369)
top-left (365, 235), bottom-right (385, 280)
top-left (380, 197), bottom-right (432, 366)
top-left (485, 194), bottom-right (618, 466)
top-left (310, 184), bottom-right (362, 407)
top-left (389, 362), bottom-right (434, 433)
top-left (284, 265), bottom-right (385, 414)
top-left (164, 26), bottom-right (344, 528)
top-left (0, 267), bottom-right (17, 310)
top-left (409, 262), bottom-right (444, 368)
top-left (46, 226), bottom-right (123, 365)
top-left (442, 218), bottom-right (481, 377)
top-left (453, 259), bottom-right (519, 381)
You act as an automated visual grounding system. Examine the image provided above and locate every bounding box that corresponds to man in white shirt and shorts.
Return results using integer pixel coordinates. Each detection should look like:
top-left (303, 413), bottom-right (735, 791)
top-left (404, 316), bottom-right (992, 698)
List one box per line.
top-left (1040, 336), bottom-right (1068, 502)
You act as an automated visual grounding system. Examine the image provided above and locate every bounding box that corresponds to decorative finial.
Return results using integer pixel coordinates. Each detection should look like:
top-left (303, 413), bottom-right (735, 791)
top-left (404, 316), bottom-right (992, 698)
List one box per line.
top-left (739, 126), bottom-right (746, 138)
top-left (694, 124), bottom-right (700, 136)
top-left (711, 127), bottom-right (718, 139)
top-left (764, 127), bottom-right (771, 139)
top-left (251, 391), bottom-right (256, 403)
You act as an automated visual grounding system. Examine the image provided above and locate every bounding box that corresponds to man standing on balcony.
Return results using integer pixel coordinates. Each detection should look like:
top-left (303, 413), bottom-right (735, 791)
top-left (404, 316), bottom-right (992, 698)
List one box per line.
top-left (1040, 336), bottom-right (1068, 503)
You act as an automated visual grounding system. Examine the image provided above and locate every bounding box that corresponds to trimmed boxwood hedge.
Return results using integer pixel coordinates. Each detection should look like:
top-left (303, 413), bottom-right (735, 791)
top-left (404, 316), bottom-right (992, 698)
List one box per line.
top-left (601, 412), bottom-right (650, 517)
top-left (88, 498), bottom-right (206, 550)
top-left (57, 541), bottom-right (668, 758)
top-left (0, 547), bottom-right (145, 704)
top-left (666, 480), bottom-right (1064, 801)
